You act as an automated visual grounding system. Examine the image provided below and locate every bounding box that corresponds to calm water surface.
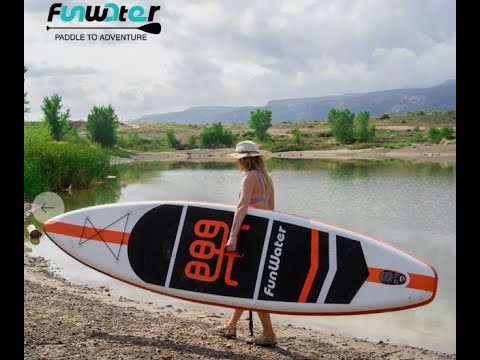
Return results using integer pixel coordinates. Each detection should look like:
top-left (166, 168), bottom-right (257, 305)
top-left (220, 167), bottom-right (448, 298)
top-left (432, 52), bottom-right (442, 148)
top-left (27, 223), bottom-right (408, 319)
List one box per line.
top-left (25, 159), bottom-right (456, 353)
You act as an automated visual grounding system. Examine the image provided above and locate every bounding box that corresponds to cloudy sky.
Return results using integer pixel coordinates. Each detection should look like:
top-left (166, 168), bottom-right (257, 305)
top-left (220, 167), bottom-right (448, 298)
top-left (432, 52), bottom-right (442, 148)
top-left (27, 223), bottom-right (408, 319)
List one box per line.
top-left (24, 0), bottom-right (456, 121)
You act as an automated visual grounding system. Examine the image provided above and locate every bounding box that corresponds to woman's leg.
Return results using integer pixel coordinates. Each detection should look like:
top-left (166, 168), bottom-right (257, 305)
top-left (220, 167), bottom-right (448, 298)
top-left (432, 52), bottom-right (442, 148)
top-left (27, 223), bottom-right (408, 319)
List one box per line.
top-left (216, 308), bottom-right (244, 338)
top-left (256, 311), bottom-right (275, 337)
top-left (228, 308), bottom-right (244, 329)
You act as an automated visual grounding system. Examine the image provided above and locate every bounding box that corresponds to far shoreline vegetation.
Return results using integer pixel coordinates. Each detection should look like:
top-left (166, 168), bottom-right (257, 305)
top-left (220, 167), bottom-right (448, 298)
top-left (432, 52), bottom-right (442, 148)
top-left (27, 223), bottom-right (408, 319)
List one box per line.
top-left (23, 67), bottom-right (456, 202)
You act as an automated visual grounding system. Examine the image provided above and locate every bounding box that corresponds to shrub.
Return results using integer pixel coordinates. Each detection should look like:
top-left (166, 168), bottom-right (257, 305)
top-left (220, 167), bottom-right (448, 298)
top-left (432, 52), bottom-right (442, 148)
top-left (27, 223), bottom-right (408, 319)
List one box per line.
top-left (166, 128), bottom-right (180, 148)
top-left (440, 126), bottom-right (454, 140)
top-left (354, 111), bottom-right (371, 142)
top-left (428, 127), bottom-right (442, 144)
top-left (412, 132), bottom-right (424, 143)
top-left (200, 122), bottom-right (236, 148)
top-left (292, 129), bottom-right (302, 144)
top-left (24, 123), bottom-right (110, 201)
top-left (317, 130), bottom-right (332, 138)
top-left (327, 108), bottom-right (355, 144)
top-left (86, 105), bottom-right (119, 147)
top-left (249, 109), bottom-right (272, 141)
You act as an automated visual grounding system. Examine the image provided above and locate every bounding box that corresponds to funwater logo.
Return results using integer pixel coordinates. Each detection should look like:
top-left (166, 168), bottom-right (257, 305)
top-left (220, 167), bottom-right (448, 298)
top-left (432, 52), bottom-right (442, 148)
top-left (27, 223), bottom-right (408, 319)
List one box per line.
top-left (46, 2), bottom-right (162, 42)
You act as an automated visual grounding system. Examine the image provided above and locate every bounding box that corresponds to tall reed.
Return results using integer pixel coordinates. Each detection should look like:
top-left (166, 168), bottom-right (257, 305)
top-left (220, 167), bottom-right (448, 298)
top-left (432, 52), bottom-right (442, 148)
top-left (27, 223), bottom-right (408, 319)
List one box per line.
top-left (24, 123), bottom-right (110, 201)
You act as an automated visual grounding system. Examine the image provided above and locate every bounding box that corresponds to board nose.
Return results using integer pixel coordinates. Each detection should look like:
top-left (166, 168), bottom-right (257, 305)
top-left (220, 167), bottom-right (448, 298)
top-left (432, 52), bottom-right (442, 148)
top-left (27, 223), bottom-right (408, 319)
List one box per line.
top-left (43, 218), bottom-right (55, 233)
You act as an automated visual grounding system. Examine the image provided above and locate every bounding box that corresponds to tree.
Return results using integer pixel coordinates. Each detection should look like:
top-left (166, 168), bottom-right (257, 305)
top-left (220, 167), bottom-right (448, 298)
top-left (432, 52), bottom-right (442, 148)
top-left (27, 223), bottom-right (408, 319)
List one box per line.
top-left (249, 108), bottom-right (272, 141)
top-left (86, 105), bottom-right (119, 147)
top-left (24, 66), bottom-right (30, 120)
top-left (327, 108), bottom-right (355, 144)
top-left (199, 122), bottom-right (236, 148)
top-left (41, 94), bottom-right (70, 141)
top-left (354, 111), bottom-right (376, 142)
top-left (166, 128), bottom-right (180, 148)
top-left (188, 134), bottom-right (196, 147)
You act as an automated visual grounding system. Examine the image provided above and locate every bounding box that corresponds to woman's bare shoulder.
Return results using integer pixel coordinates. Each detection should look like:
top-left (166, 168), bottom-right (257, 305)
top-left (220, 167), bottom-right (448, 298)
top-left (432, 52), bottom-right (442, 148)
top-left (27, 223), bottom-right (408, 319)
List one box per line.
top-left (241, 170), bottom-right (257, 184)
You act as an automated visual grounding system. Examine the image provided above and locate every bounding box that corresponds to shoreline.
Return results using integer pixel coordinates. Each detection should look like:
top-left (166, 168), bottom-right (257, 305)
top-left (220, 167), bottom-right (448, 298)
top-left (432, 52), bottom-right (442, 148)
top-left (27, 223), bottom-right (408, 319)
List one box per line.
top-left (24, 255), bottom-right (455, 359)
top-left (111, 144), bottom-right (456, 165)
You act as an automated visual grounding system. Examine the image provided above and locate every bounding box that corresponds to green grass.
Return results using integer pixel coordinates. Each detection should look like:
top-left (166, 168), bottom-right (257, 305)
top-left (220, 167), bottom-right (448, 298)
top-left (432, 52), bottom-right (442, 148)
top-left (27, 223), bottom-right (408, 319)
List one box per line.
top-left (383, 143), bottom-right (406, 149)
top-left (24, 123), bottom-right (110, 201)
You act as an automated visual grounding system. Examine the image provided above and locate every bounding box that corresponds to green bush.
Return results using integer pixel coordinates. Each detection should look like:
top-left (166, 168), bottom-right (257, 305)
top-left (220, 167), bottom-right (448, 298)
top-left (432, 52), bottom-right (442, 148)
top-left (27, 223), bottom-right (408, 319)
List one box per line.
top-left (428, 127), bottom-right (442, 144)
top-left (125, 132), bottom-right (142, 148)
top-left (166, 128), bottom-right (180, 148)
top-left (411, 132), bottom-right (425, 143)
top-left (292, 129), bottom-right (302, 144)
top-left (354, 111), bottom-right (372, 142)
top-left (328, 108), bottom-right (355, 144)
top-left (24, 122), bottom-right (52, 145)
top-left (24, 160), bottom-right (48, 202)
top-left (63, 126), bottom-right (81, 143)
top-left (317, 130), bottom-right (332, 138)
top-left (249, 109), bottom-right (272, 141)
top-left (380, 114), bottom-right (390, 119)
top-left (188, 134), bottom-right (196, 147)
top-left (440, 126), bottom-right (454, 140)
top-left (240, 130), bottom-right (256, 139)
top-left (86, 105), bottom-right (119, 147)
top-left (24, 124), bottom-right (110, 201)
top-left (200, 122), bottom-right (236, 148)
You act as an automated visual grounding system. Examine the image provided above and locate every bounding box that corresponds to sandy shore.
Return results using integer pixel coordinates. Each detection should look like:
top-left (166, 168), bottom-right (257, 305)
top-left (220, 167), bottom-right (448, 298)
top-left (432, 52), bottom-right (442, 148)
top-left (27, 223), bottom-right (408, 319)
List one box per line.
top-left (111, 144), bottom-right (456, 165)
top-left (24, 255), bottom-right (455, 359)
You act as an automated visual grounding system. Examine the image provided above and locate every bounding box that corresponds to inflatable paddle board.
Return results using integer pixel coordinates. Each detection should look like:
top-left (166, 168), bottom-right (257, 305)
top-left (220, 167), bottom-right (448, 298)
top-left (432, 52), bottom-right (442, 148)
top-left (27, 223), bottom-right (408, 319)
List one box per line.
top-left (43, 201), bottom-right (437, 315)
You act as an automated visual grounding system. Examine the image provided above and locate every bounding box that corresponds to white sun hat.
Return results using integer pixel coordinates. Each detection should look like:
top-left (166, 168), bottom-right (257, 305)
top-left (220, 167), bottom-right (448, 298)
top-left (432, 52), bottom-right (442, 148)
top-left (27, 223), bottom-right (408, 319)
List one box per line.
top-left (229, 140), bottom-right (263, 159)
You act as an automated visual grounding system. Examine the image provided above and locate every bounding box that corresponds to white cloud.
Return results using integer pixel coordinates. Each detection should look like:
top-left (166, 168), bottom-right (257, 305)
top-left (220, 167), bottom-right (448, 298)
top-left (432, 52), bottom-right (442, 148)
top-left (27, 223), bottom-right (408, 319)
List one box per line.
top-left (24, 0), bottom-right (455, 121)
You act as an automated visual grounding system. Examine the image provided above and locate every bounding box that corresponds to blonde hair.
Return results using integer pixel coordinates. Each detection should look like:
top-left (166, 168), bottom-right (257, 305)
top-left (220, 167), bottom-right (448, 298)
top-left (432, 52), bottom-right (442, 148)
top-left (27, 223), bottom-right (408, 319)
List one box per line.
top-left (237, 156), bottom-right (273, 193)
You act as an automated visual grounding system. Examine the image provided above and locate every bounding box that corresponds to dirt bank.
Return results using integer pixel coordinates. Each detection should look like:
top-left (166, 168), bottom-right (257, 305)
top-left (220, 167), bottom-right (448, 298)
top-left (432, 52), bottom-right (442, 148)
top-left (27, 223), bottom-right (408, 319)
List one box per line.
top-left (111, 144), bottom-right (456, 165)
top-left (24, 256), bottom-right (455, 359)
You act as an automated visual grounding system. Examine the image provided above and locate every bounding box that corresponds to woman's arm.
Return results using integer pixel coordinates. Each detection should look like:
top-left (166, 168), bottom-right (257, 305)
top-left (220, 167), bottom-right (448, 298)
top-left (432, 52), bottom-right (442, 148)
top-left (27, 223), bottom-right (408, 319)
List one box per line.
top-left (225, 172), bottom-right (255, 252)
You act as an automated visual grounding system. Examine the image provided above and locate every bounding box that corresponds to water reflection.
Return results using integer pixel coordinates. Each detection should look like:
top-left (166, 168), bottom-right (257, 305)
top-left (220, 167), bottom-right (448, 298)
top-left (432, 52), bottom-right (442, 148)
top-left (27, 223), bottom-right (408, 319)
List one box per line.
top-left (266, 158), bottom-right (456, 179)
top-left (24, 157), bottom-right (456, 353)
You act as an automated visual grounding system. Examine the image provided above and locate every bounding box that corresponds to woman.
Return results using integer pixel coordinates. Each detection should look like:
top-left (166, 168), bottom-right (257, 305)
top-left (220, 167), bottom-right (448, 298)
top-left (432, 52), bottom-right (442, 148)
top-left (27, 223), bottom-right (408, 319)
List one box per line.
top-left (217, 140), bottom-right (277, 347)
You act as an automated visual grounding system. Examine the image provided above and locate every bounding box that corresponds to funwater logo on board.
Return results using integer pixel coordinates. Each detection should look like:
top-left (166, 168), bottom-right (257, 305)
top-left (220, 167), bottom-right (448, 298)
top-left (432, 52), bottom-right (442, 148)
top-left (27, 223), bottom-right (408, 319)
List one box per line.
top-left (46, 2), bottom-right (162, 42)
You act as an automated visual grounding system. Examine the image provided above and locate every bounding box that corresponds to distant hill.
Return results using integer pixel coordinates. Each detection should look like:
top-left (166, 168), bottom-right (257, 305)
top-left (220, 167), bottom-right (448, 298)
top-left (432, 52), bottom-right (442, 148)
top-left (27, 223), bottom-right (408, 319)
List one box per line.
top-left (131, 80), bottom-right (456, 124)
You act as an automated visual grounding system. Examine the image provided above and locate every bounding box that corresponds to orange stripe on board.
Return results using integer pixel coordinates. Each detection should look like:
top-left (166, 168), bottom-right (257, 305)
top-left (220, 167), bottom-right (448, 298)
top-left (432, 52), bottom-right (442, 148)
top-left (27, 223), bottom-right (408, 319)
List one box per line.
top-left (406, 273), bottom-right (436, 292)
top-left (366, 267), bottom-right (436, 293)
top-left (298, 229), bottom-right (319, 303)
top-left (366, 267), bottom-right (383, 283)
top-left (44, 221), bottom-right (130, 245)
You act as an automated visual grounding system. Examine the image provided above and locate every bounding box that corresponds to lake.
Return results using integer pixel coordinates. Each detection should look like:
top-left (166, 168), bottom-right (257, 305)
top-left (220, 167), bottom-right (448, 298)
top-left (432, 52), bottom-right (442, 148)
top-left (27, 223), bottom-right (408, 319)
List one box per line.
top-left (24, 158), bottom-right (456, 354)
